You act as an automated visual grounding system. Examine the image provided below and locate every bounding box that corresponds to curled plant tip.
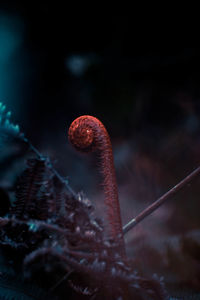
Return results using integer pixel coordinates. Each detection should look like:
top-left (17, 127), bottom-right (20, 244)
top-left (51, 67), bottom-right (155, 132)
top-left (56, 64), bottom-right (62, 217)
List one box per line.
top-left (68, 115), bottom-right (125, 257)
top-left (0, 106), bottom-right (171, 299)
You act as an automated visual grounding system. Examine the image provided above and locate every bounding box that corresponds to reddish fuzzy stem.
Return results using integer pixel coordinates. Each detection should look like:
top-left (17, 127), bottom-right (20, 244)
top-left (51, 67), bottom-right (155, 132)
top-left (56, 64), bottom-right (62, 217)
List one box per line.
top-left (68, 115), bottom-right (125, 256)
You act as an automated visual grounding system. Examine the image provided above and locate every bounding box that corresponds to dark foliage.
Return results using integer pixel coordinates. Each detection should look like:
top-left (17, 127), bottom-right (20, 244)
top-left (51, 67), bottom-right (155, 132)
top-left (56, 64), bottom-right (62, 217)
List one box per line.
top-left (1, 102), bottom-right (200, 299)
top-left (0, 103), bottom-right (171, 299)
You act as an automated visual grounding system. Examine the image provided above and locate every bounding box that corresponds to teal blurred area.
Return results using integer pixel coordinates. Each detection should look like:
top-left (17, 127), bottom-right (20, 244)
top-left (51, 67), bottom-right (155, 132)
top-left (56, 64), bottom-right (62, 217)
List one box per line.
top-left (0, 14), bottom-right (23, 62)
top-left (0, 12), bottom-right (31, 120)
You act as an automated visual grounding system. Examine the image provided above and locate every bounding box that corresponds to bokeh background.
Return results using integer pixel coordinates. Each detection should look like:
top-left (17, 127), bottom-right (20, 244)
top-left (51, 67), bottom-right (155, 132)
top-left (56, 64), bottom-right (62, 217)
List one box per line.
top-left (1, 4), bottom-right (200, 290)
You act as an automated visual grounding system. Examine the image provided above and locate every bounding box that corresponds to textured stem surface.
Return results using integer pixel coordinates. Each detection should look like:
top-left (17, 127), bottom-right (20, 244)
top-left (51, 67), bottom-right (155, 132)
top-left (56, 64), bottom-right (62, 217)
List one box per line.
top-left (68, 115), bottom-right (125, 256)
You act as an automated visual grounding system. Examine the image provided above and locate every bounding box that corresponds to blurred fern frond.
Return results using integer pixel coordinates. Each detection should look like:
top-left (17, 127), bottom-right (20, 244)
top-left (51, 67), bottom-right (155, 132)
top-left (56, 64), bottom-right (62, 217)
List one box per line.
top-left (0, 102), bottom-right (24, 142)
top-left (11, 158), bottom-right (50, 220)
top-left (0, 102), bottom-right (28, 185)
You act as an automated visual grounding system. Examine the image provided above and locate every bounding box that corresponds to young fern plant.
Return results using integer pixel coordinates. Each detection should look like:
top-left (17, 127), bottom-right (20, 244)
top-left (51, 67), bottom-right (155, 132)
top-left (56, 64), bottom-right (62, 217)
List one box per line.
top-left (1, 102), bottom-right (200, 299)
top-left (68, 115), bottom-right (125, 257)
top-left (0, 102), bottom-right (169, 299)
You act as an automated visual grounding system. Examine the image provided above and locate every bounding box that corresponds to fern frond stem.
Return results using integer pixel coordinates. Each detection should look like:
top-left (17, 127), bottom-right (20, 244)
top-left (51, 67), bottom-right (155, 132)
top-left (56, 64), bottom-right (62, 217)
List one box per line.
top-left (23, 138), bottom-right (77, 199)
top-left (0, 217), bottom-right (102, 248)
top-left (123, 165), bottom-right (200, 234)
top-left (0, 217), bottom-right (67, 235)
top-left (51, 168), bottom-right (77, 198)
top-left (49, 270), bottom-right (73, 292)
top-left (68, 116), bottom-right (126, 257)
top-left (23, 138), bottom-right (43, 159)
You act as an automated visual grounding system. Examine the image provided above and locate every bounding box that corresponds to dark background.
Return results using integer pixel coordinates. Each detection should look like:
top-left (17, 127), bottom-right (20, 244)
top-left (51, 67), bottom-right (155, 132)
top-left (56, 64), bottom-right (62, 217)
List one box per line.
top-left (1, 4), bottom-right (200, 285)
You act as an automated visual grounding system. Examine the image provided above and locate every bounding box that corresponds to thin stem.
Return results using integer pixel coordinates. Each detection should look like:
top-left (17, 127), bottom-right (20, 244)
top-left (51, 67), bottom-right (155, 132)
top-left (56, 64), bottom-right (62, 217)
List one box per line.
top-left (123, 165), bottom-right (200, 234)
top-left (23, 137), bottom-right (78, 199)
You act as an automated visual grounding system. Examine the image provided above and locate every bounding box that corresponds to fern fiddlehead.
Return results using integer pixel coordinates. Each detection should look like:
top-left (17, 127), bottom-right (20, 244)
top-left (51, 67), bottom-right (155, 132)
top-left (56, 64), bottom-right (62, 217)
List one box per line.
top-left (68, 115), bottom-right (126, 257)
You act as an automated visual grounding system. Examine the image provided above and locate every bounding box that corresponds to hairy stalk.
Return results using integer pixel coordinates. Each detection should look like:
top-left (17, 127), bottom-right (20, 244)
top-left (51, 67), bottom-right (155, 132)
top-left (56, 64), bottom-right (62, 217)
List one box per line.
top-left (68, 115), bottom-right (125, 257)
